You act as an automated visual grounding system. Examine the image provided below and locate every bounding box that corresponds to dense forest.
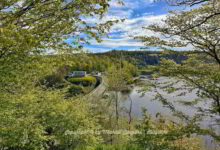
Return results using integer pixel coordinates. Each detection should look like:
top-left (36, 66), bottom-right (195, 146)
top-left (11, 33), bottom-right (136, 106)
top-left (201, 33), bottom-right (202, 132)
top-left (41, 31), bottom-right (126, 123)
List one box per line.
top-left (95, 50), bottom-right (188, 66)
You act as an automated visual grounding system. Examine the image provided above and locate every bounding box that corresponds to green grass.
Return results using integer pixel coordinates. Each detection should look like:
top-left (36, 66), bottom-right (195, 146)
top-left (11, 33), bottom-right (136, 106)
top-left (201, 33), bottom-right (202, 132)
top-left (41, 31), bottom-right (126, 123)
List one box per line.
top-left (68, 76), bottom-right (96, 86)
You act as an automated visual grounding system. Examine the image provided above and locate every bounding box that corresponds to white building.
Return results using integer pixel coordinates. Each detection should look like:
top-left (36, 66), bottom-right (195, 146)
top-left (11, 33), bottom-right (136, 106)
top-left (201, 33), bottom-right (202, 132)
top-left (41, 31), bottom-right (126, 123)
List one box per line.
top-left (68, 71), bottom-right (87, 77)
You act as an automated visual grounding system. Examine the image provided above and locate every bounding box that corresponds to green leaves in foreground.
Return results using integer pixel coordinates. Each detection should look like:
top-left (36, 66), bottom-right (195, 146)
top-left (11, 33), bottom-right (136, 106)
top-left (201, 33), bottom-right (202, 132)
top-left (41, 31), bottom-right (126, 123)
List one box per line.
top-left (0, 87), bottom-right (101, 150)
top-left (0, 1), bottom-right (124, 149)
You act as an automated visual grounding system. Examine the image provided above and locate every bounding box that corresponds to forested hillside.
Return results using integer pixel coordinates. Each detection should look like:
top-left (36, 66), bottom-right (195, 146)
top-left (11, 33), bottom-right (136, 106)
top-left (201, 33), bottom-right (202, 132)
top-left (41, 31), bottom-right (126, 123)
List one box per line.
top-left (95, 50), bottom-right (189, 66)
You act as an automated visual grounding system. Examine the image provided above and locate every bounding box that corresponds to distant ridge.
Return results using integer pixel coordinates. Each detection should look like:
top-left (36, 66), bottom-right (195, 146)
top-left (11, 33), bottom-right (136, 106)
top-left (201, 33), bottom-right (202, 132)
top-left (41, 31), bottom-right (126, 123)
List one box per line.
top-left (94, 50), bottom-right (189, 66)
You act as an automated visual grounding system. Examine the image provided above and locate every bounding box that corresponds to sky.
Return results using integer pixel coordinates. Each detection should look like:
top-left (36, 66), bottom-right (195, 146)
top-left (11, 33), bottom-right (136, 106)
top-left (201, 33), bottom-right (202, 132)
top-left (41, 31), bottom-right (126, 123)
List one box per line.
top-left (68, 0), bottom-right (188, 53)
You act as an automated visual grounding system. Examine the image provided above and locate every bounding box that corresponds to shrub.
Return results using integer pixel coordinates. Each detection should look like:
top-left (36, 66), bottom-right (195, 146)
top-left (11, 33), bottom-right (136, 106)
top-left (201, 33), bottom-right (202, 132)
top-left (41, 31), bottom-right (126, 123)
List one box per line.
top-left (68, 76), bottom-right (96, 86)
top-left (95, 145), bottom-right (141, 150)
top-left (67, 84), bottom-right (84, 97)
top-left (39, 74), bottom-right (65, 88)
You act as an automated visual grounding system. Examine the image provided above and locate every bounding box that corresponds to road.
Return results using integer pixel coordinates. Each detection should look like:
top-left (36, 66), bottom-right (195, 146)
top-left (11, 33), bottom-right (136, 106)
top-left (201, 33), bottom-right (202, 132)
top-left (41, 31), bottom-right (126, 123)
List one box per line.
top-left (84, 75), bottom-right (106, 100)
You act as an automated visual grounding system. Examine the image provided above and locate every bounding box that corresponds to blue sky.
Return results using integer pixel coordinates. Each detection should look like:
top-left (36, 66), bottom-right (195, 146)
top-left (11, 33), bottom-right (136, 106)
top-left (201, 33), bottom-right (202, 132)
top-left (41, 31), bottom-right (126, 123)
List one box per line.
top-left (70, 0), bottom-right (188, 53)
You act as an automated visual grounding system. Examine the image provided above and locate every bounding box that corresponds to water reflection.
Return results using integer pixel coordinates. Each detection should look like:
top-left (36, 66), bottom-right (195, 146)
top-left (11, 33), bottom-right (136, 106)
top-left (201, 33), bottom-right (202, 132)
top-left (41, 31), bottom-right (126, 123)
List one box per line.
top-left (119, 77), bottom-right (220, 150)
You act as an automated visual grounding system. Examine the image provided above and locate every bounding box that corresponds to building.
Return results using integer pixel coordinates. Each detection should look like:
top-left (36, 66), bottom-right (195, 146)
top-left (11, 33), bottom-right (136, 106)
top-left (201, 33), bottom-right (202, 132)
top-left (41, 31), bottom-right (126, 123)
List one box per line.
top-left (68, 71), bottom-right (87, 77)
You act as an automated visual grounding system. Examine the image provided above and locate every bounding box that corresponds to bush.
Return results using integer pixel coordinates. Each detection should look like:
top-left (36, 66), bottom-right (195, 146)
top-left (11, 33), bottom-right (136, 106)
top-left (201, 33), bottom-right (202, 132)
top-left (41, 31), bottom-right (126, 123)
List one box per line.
top-left (39, 74), bottom-right (65, 88)
top-left (95, 145), bottom-right (141, 150)
top-left (67, 84), bottom-right (84, 97)
top-left (68, 76), bottom-right (96, 86)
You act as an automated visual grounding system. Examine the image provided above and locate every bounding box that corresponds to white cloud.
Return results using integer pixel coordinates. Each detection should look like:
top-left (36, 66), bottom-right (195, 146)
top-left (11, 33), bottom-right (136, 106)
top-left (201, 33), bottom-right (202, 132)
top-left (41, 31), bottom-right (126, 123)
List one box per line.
top-left (109, 0), bottom-right (139, 9)
top-left (86, 14), bottom-right (167, 50)
top-left (109, 9), bottom-right (134, 18)
top-left (109, 0), bottom-right (154, 9)
top-left (82, 0), bottom-right (193, 52)
top-left (83, 0), bottom-right (169, 52)
top-left (84, 47), bottom-right (111, 53)
top-left (91, 38), bottom-right (145, 48)
top-left (109, 14), bottom-right (167, 38)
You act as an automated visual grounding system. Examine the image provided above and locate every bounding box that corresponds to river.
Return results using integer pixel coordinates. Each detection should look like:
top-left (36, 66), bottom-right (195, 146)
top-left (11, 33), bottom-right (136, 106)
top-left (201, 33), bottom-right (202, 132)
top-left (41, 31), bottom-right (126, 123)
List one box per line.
top-left (119, 77), bottom-right (220, 150)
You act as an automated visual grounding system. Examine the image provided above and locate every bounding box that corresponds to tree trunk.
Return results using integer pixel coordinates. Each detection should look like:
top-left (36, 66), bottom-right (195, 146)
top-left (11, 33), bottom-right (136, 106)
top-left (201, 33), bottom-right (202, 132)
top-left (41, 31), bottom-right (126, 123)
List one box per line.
top-left (128, 95), bottom-right (132, 128)
top-left (115, 91), bottom-right (119, 126)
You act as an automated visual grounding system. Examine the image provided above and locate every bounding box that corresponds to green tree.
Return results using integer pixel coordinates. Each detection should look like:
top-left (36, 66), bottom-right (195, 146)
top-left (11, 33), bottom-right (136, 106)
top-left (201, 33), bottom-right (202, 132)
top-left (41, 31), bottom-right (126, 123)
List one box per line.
top-left (0, 0), bottom-right (123, 90)
top-left (136, 0), bottom-right (220, 114)
top-left (135, 0), bottom-right (220, 141)
top-left (0, 0), bottom-right (123, 149)
top-left (106, 64), bottom-right (133, 128)
top-left (135, 110), bottom-right (203, 150)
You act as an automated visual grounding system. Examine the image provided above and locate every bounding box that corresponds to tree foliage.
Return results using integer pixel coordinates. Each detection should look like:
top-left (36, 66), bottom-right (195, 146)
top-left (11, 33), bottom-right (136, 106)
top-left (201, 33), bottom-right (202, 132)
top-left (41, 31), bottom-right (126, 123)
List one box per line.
top-left (136, 0), bottom-right (220, 115)
top-left (134, 110), bottom-right (204, 150)
top-left (135, 0), bottom-right (220, 145)
top-left (164, 0), bottom-right (220, 28)
top-left (0, 0), bottom-right (122, 91)
top-left (0, 0), bottom-right (123, 149)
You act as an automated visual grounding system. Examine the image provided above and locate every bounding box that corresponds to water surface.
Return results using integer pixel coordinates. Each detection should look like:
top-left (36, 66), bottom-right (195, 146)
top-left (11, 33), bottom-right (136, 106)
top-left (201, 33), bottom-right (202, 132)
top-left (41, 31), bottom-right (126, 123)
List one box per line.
top-left (119, 77), bottom-right (220, 150)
